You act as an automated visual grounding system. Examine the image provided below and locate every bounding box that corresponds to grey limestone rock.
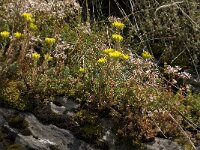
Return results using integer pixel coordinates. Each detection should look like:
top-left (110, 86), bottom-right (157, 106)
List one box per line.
top-left (145, 138), bottom-right (184, 150)
top-left (0, 107), bottom-right (97, 150)
top-left (15, 114), bottom-right (96, 150)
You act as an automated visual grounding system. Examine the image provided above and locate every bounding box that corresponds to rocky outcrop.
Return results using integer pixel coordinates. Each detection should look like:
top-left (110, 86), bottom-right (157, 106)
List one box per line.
top-left (146, 138), bottom-right (184, 150)
top-left (0, 97), bottom-right (189, 150)
top-left (0, 107), bottom-right (97, 150)
top-left (16, 114), bottom-right (96, 150)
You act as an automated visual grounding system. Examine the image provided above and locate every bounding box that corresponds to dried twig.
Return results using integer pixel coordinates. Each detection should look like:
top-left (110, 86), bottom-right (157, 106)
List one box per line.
top-left (168, 113), bottom-right (197, 150)
top-left (154, 1), bottom-right (185, 15)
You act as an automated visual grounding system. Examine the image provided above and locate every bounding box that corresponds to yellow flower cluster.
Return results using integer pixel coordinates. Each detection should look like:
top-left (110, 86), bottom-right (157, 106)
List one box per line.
top-left (14, 32), bottom-right (24, 39)
top-left (45, 38), bottom-right (56, 46)
top-left (103, 48), bottom-right (115, 54)
top-left (30, 23), bottom-right (38, 30)
top-left (103, 49), bottom-right (129, 60)
top-left (79, 67), bottom-right (85, 73)
top-left (109, 51), bottom-right (122, 59)
top-left (0, 31), bottom-right (10, 38)
top-left (32, 53), bottom-right (40, 60)
top-left (121, 54), bottom-right (129, 60)
top-left (142, 51), bottom-right (152, 59)
top-left (21, 13), bottom-right (35, 22)
top-left (98, 58), bottom-right (107, 64)
top-left (112, 34), bottom-right (123, 42)
top-left (112, 21), bottom-right (125, 29)
top-left (44, 54), bottom-right (53, 61)
top-left (78, 21), bottom-right (127, 73)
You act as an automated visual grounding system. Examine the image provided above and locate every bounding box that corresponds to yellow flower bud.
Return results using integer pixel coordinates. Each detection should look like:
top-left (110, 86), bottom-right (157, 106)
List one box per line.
top-left (79, 67), bottom-right (85, 73)
top-left (112, 34), bottom-right (123, 42)
top-left (109, 51), bottom-right (123, 59)
top-left (21, 13), bottom-right (32, 18)
top-left (29, 23), bottom-right (38, 30)
top-left (31, 53), bottom-right (40, 60)
top-left (97, 58), bottom-right (107, 64)
top-left (142, 51), bottom-right (152, 59)
top-left (21, 13), bottom-right (35, 22)
top-left (112, 21), bottom-right (125, 29)
top-left (44, 54), bottom-right (53, 61)
top-left (121, 54), bottom-right (129, 60)
top-left (14, 32), bottom-right (24, 39)
top-left (45, 38), bottom-right (56, 46)
top-left (0, 31), bottom-right (10, 38)
top-left (103, 48), bottom-right (115, 55)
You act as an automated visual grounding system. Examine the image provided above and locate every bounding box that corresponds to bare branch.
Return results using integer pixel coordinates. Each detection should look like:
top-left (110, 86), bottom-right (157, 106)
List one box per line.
top-left (155, 1), bottom-right (184, 16)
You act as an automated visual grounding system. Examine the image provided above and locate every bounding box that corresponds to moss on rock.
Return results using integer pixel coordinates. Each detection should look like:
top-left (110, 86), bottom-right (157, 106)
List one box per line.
top-left (80, 124), bottom-right (102, 139)
top-left (0, 81), bottom-right (27, 111)
top-left (6, 144), bottom-right (24, 150)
